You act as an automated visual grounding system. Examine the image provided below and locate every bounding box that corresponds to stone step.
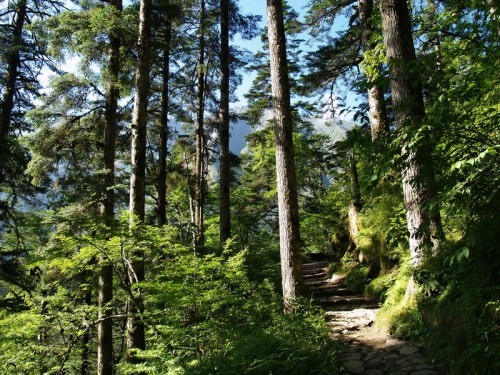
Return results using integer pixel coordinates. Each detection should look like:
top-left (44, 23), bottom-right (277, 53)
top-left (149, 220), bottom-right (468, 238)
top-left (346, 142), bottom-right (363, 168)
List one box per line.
top-left (319, 295), bottom-right (375, 306)
top-left (302, 264), bottom-right (328, 272)
top-left (309, 286), bottom-right (353, 297)
top-left (308, 283), bottom-right (350, 291)
top-left (302, 261), bottom-right (328, 269)
top-left (303, 271), bottom-right (328, 280)
top-left (325, 304), bottom-right (379, 312)
top-left (304, 279), bottom-right (332, 287)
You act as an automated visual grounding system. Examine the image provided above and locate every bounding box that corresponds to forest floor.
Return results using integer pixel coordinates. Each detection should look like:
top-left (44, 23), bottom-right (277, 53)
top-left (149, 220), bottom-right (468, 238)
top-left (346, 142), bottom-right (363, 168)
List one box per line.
top-left (303, 262), bottom-right (447, 375)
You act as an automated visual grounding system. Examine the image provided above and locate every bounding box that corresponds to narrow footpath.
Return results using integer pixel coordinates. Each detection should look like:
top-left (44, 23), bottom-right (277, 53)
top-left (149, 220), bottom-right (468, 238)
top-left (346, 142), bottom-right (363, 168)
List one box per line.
top-left (303, 261), bottom-right (445, 375)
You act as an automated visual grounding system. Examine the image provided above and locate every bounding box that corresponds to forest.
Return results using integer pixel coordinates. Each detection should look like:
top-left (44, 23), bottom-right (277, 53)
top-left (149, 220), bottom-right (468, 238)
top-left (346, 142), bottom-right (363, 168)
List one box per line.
top-left (0, 0), bottom-right (498, 374)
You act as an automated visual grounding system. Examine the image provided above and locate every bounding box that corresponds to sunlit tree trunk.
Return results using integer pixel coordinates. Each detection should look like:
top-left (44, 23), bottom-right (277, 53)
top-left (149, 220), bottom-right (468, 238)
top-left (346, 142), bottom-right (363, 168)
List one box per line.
top-left (267, 0), bottom-right (302, 310)
top-left (127, 0), bottom-right (152, 366)
top-left (358, 0), bottom-right (389, 141)
top-left (193, 0), bottom-right (206, 253)
top-left (219, 0), bottom-right (231, 246)
top-left (379, 0), bottom-right (443, 273)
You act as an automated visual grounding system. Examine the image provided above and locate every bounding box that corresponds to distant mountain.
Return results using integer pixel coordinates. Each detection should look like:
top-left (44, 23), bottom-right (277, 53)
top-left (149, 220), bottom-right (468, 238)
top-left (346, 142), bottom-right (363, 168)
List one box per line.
top-left (228, 109), bottom-right (355, 155)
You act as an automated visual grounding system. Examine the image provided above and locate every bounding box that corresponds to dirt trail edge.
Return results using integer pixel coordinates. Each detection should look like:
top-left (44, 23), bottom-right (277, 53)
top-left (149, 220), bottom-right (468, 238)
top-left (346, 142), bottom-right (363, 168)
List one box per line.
top-left (303, 261), bottom-right (445, 375)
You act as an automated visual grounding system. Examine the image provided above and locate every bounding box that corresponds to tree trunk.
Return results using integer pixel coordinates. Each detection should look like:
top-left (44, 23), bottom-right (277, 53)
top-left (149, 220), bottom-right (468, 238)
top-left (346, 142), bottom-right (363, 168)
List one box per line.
top-left (266, 0), bottom-right (303, 310)
top-left (127, 0), bottom-right (152, 366)
top-left (157, 19), bottom-right (171, 227)
top-left (219, 0), bottom-right (231, 246)
top-left (379, 0), bottom-right (442, 269)
top-left (97, 2), bottom-right (121, 373)
top-left (0, 0), bottom-right (27, 139)
top-left (358, 0), bottom-right (389, 140)
top-left (193, 0), bottom-right (206, 253)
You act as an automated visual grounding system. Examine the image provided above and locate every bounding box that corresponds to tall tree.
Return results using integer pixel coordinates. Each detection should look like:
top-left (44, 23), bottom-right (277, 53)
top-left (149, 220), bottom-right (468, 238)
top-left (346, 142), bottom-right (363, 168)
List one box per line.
top-left (98, 0), bottom-right (122, 372)
top-left (193, 0), bottom-right (206, 253)
top-left (219, 0), bottom-right (231, 245)
top-left (0, 0), bottom-right (63, 235)
top-left (128, 0), bottom-right (152, 364)
top-left (379, 0), bottom-right (442, 286)
top-left (156, 6), bottom-right (172, 227)
top-left (266, 0), bottom-right (302, 309)
top-left (0, 0), bottom-right (27, 141)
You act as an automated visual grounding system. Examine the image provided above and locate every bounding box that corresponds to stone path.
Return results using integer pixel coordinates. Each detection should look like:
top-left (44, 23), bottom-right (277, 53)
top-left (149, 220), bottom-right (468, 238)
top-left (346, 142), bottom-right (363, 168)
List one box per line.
top-left (303, 261), bottom-right (445, 375)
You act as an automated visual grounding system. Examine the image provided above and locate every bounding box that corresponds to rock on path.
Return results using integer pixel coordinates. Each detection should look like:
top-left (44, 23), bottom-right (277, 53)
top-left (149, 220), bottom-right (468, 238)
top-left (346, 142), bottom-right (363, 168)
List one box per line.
top-left (303, 261), bottom-right (445, 375)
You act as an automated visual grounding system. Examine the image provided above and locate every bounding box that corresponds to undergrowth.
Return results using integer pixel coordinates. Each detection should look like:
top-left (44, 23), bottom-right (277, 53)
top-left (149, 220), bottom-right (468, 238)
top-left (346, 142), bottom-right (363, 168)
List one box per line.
top-left (371, 242), bottom-right (500, 374)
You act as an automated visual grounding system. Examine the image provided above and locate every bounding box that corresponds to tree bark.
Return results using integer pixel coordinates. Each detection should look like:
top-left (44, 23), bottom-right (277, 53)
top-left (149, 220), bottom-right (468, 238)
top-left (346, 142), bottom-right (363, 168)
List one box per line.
top-left (157, 18), bottom-right (171, 227)
top-left (127, 0), bottom-right (152, 366)
top-left (219, 0), bottom-right (231, 246)
top-left (193, 0), bottom-right (206, 253)
top-left (266, 0), bottom-right (303, 310)
top-left (358, 0), bottom-right (389, 140)
top-left (0, 0), bottom-right (27, 140)
top-left (97, 2), bottom-right (122, 373)
top-left (379, 0), bottom-right (442, 269)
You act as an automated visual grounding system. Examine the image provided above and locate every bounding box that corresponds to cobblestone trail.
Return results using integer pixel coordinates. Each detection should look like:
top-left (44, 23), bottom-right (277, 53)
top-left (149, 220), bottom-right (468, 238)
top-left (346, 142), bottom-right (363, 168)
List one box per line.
top-left (303, 261), bottom-right (445, 375)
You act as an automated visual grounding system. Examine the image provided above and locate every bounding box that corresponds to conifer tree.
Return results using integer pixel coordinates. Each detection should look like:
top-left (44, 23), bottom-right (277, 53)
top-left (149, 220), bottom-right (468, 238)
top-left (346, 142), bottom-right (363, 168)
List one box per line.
top-left (266, 0), bottom-right (302, 309)
top-left (98, 0), bottom-right (122, 371)
top-left (219, 0), bottom-right (231, 245)
top-left (127, 0), bottom-right (152, 365)
top-left (193, 0), bottom-right (207, 253)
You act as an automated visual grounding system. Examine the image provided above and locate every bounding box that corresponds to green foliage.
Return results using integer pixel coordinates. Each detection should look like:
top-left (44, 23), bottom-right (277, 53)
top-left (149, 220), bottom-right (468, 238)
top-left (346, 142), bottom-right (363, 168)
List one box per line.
top-left (344, 266), bottom-right (370, 294)
top-left (185, 301), bottom-right (342, 375)
top-left (365, 270), bottom-right (397, 302)
top-left (375, 227), bottom-right (500, 373)
top-left (355, 192), bottom-right (407, 269)
top-left (0, 311), bottom-right (45, 373)
top-left (0, 212), bottom-right (342, 374)
top-left (374, 262), bottom-right (412, 333)
top-left (139, 222), bottom-right (342, 374)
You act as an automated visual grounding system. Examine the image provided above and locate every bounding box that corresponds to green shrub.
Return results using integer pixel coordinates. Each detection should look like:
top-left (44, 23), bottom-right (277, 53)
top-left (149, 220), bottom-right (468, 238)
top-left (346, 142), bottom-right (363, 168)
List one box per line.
top-left (187, 300), bottom-right (343, 375)
top-left (365, 270), bottom-right (397, 302)
top-left (344, 266), bottom-right (370, 293)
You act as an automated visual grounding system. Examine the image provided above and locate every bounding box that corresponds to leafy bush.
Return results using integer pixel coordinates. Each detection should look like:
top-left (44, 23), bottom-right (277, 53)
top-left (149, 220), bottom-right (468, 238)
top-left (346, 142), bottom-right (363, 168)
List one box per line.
top-left (355, 194), bottom-right (407, 271)
top-left (344, 266), bottom-right (370, 293)
top-left (365, 270), bottom-right (397, 302)
top-left (140, 224), bottom-right (343, 374)
top-left (186, 301), bottom-right (342, 375)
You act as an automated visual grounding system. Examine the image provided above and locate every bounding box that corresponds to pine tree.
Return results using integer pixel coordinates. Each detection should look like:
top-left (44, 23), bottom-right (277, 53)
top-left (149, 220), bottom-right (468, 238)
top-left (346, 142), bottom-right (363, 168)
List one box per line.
top-left (266, 0), bottom-right (302, 309)
top-left (219, 0), bottom-right (231, 245)
top-left (98, 0), bottom-right (122, 371)
top-left (127, 0), bottom-right (152, 365)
